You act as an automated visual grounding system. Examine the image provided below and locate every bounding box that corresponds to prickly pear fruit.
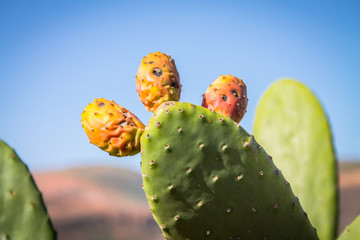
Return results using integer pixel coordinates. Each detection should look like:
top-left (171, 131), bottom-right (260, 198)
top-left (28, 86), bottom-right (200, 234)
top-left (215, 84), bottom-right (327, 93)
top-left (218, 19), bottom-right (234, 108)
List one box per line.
top-left (338, 214), bottom-right (360, 240)
top-left (136, 52), bottom-right (181, 112)
top-left (81, 98), bottom-right (145, 157)
top-left (202, 74), bottom-right (247, 123)
top-left (141, 101), bottom-right (319, 240)
top-left (254, 79), bottom-right (338, 240)
top-left (0, 139), bottom-right (57, 239)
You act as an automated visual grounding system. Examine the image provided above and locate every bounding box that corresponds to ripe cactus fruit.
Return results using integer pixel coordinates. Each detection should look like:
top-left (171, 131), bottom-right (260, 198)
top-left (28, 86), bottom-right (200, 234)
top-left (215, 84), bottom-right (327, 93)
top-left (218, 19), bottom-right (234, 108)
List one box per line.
top-left (0, 139), bottom-right (56, 239)
top-left (81, 98), bottom-right (145, 157)
top-left (202, 74), bottom-right (247, 123)
top-left (136, 52), bottom-right (181, 112)
top-left (140, 101), bottom-right (319, 240)
top-left (254, 79), bottom-right (338, 240)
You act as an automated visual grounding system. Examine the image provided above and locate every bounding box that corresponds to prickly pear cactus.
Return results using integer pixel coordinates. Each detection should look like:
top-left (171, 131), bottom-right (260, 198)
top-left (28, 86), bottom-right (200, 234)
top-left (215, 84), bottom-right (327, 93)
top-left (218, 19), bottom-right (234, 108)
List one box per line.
top-left (141, 101), bottom-right (319, 240)
top-left (253, 79), bottom-right (338, 240)
top-left (0, 140), bottom-right (56, 240)
top-left (136, 52), bottom-right (181, 112)
top-left (202, 74), bottom-right (248, 123)
top-left (338, 215), bottom-right (360, 240)
top-left (81, 98), bottom-right (145, 157)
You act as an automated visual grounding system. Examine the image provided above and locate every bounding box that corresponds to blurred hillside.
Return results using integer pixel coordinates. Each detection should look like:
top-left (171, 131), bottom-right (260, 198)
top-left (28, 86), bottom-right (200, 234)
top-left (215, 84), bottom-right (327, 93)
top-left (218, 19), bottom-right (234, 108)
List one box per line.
top-left (33, 162), bottom-right (360, 240)
top-left (34, 167), bottom-right (162, 240)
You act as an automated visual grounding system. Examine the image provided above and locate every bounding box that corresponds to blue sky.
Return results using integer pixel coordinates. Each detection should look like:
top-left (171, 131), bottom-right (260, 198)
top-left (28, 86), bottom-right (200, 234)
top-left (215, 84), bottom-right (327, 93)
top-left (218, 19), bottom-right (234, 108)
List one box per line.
top-left (1, 1), bottom-right (359, 172)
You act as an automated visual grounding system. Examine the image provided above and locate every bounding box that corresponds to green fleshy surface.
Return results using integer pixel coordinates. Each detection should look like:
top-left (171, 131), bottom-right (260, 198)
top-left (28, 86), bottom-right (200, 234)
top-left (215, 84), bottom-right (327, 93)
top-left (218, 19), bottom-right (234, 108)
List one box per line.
top-left (254, 79), bottom-right (338, 240)
top-left (338, 215), bottom-right (360, 240)
top-left (0, 140), bottom-right (57, 240)
top-left (141, 101), bottom-right (318, 240)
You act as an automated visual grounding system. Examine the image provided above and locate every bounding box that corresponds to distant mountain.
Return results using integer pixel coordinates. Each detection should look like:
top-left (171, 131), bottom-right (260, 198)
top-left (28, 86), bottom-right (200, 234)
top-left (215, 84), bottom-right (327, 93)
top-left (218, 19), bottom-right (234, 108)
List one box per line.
top-left (34, 166), bottom-right (162, 240)
top-left (33, 162), bottom-right (360, 240)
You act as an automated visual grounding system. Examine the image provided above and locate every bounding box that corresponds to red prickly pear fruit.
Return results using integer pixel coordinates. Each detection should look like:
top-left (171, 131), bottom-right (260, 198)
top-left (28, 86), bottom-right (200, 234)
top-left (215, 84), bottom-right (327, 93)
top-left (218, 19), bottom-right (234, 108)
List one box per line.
top-left (202, 74), bottom-right (248, 123)
top-left (81, 98), bottom-right (145, 157)
top-left (136, 52), bottom-right (181, 112)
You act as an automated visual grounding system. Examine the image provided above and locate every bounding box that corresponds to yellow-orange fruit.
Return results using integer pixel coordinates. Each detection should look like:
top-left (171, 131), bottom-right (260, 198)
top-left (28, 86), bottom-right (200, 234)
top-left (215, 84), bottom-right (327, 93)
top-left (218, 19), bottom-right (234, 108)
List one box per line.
top-left (202, 75), bottom-right (248, 123)
top-left (81, 98), bottom-right (145, 157)
top-left (136, 52), bottom-right (181, 112)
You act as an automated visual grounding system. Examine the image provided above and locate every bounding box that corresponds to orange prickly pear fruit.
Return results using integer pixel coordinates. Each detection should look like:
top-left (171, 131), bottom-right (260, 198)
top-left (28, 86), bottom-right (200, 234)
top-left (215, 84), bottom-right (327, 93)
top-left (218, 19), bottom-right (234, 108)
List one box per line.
top-left (202, 74), bottom-right (248, 123)
top-left (136, 52), bottom-right (181, 112)
top-left (81, 98), bottom-right (145, 157)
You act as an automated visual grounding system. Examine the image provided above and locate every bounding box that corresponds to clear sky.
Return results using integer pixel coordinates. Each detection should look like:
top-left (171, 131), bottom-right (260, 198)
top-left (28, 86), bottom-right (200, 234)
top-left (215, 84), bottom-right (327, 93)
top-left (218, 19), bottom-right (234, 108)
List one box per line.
top-left (1, 0), bottom-right (359, 173)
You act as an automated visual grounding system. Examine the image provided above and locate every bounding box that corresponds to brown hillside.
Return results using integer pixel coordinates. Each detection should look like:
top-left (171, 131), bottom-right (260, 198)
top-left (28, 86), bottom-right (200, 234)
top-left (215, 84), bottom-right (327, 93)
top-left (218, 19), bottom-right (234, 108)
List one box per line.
top-left (34, 167), bottom-right (162, 240)
top-left (33, 162), bottom-right (360, 240)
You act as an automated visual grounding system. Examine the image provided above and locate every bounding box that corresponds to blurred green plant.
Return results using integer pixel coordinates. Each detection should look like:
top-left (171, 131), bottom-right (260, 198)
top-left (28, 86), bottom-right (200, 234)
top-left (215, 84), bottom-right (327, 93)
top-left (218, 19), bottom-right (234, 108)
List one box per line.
top-left (254, 79), bottom-right (338, 240)
top-left (0, 140), bottom-right (56, 240)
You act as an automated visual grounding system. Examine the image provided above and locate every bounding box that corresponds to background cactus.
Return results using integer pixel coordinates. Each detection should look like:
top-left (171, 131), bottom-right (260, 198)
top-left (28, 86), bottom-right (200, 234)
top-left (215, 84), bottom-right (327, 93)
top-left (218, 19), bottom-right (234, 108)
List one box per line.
top-left (0, 140), bottom-right (56, 240)
top-left (338, 215), bottom-right (360, 240)
top-left (140, 101), bottom-right (318, 240)
top-left (253, 79), bottom-right (338, 240)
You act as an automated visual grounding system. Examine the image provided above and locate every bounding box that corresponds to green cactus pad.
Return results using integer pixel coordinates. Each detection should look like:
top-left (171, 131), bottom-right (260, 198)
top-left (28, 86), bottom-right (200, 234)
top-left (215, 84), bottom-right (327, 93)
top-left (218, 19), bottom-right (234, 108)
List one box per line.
top-left (0, 140), bottom-right (56, 240)
top-left (338, 215), bottom-right (360, 240)
top-left (141, 101), bottom-right (318, 240)
top-left (253, 79), bottom-right (338, 240)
